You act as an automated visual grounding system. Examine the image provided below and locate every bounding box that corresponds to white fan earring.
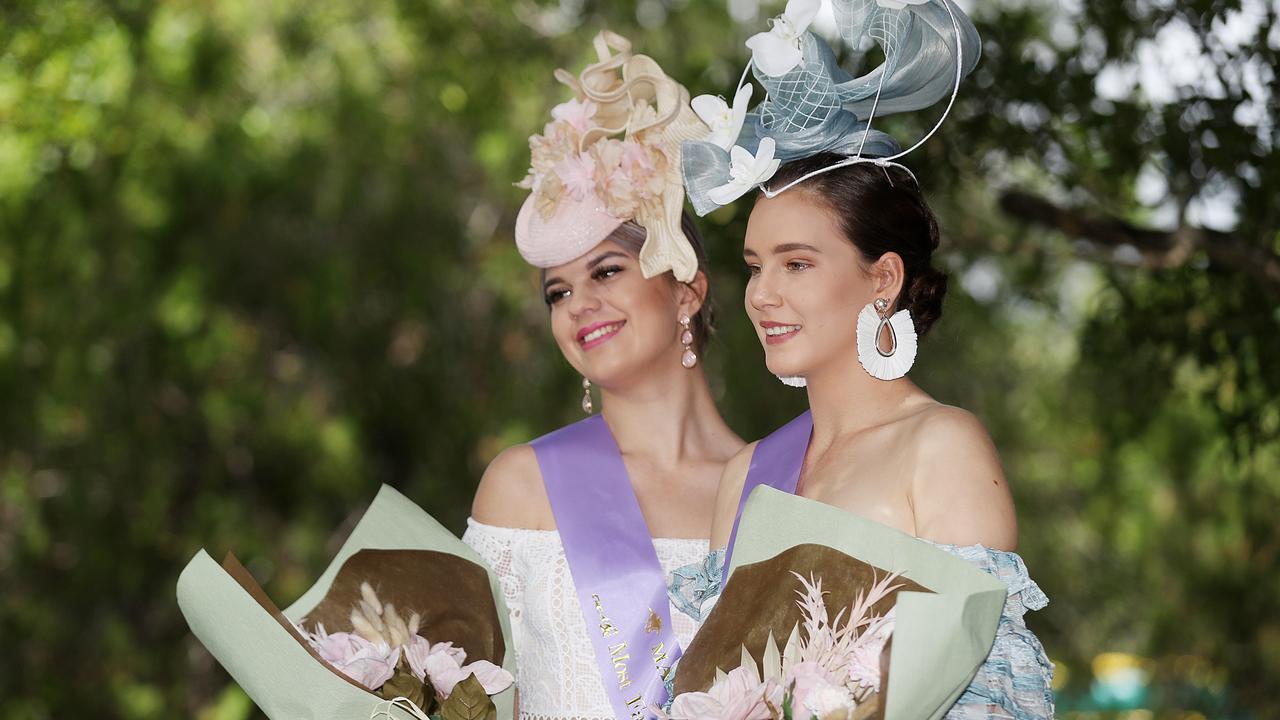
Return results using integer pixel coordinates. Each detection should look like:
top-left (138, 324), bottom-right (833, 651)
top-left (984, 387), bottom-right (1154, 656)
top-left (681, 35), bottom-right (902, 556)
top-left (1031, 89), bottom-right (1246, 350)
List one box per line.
top-left (581, 377), bottom-right (593, 414)
top-left (679, 313), bottom-right (698, 368)
top-left (857, 297), bottom-right (918, 381)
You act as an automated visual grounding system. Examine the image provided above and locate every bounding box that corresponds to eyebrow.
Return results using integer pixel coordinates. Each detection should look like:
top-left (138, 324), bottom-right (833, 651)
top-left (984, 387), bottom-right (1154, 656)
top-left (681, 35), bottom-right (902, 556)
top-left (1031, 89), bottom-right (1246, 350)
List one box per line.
top-left (743, 242), bottom-right (822, 258)
top-left (544, 251), bottom-right (631, 290)
top-left (773, 242), bottom-right (821, 254)
top-left (587, 251), bottom-right (629, 270)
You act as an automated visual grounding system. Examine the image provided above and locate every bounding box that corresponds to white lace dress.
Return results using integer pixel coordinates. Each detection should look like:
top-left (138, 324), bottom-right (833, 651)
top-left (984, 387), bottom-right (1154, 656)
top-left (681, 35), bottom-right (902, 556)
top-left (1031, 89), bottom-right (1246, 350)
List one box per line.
top-left (463, 519), bottom-right (710, 720)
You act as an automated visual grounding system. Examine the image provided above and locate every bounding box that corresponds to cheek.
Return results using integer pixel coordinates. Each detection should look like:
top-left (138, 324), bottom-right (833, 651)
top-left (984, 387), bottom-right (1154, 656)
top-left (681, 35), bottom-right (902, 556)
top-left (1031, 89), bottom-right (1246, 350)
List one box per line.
top-left (615, 278), bottom-right (681, 352)
top-left (611, 274), bottom-right (673, 319)
top-left (549, 307), bottom-right (578, 350)
top-left (794, 267), bottom-right (867, 328)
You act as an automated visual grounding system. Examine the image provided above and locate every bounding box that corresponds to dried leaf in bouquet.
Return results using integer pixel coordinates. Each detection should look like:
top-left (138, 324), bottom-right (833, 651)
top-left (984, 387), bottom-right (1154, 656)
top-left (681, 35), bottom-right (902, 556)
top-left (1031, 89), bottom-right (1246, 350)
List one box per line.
top-left (674, 543), bottom-right (929, 697)
top-left (440, 675), bottom-right (497, 720)
top-left (301, 548), bottom-right (506, 667)
top-left (381, 665), bottom-right (431, 712)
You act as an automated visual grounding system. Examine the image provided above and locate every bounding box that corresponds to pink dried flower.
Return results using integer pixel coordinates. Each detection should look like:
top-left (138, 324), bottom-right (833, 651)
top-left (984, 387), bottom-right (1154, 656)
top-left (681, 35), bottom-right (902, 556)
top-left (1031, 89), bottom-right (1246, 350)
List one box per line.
top-left (551, 98), bottom-right (597, 134)
top-left (847, 643), bottom-right (884, 694)
top-left (848, 608), bottom-right (895, 693)
top-left (340, 638), bottom-right (400, 690)
top-left (669, 666), bottom-right (782, 720)
top-left (789, 570), bottom-right (902, 683)
top-left (303, 624), bottom-right (400, 690)
top-left (404, 635), bottom-right (433, 682)
top-left (403, 637), bottom-right (514, 698)
top-left (521, 122), bottom-right (579, 192)
top-left (620, 139), bottom-right (655, 175)
top-left (786, 661), bottom-right (840, 717)
top-left (555, 152), bottom-right (598, 201)
top-left (802, 680), bottom-right (857, 720)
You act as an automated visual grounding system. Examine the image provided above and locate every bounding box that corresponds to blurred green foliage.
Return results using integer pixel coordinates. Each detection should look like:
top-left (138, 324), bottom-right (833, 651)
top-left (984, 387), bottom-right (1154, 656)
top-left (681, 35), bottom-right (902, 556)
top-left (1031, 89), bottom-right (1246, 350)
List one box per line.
top-left (1, 0), bottom-right (1277, 718)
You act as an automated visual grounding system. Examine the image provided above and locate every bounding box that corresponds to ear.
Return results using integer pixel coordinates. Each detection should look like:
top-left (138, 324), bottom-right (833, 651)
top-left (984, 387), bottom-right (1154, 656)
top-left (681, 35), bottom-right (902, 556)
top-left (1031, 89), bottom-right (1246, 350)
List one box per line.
top-left (675, 269), bottom-right (710, 318)
top-left (870, 252), bottom-right (905, 308)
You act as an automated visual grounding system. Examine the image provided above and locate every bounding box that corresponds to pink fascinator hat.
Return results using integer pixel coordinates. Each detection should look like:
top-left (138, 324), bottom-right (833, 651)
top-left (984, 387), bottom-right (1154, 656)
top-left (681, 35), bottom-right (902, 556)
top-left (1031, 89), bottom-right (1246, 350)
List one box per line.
top-left (515, 32), bottom-right (709, 283)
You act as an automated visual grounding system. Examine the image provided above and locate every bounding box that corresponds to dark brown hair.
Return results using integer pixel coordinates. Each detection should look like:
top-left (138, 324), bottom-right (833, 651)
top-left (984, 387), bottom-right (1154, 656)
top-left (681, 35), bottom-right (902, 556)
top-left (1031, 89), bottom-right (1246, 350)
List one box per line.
top-left (542, 212), bottom-right (716, 352)
top-left (765, 154), bottom-right (948, 337)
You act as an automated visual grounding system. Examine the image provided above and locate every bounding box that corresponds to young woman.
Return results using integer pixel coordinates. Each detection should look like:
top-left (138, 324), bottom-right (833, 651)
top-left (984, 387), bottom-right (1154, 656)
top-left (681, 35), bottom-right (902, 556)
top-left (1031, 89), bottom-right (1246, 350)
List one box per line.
top-left (710, 155), bottom-right (1054, 719)
top-left (463, 33), bottom-right (743, 720)
top-left (673, 1), bottom-right (1053, 713)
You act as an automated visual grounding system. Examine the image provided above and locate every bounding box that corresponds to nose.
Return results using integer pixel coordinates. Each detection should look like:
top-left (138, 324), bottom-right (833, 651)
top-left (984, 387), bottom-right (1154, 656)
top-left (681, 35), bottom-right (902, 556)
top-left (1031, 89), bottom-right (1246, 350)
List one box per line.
top-left (748, 267), bottom-right (783, 312)
top-left (567, 283), bottom-right (601, 320)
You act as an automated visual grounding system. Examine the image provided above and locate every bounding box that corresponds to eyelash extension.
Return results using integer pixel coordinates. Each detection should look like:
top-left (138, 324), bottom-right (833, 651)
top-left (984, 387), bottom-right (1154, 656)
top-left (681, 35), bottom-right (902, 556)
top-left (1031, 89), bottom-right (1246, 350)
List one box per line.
top-left (591, 265), bottom-right (623, 280)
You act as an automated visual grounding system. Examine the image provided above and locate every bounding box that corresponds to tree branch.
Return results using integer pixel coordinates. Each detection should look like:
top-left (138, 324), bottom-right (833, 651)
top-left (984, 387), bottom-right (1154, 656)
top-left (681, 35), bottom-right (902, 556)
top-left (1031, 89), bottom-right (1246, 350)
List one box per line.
top-left (998, 190), bottom-right (1280, 298)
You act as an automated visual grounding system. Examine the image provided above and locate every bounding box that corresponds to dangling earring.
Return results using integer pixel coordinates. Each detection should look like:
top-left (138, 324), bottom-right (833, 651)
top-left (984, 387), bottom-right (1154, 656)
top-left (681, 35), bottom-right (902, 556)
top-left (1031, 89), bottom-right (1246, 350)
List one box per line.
top-left (679, 313), bottom-right (698, 368)
top-left (581, 377), bottom-right (593, 414)
top-left (857, 297), bottom-right (918, 381)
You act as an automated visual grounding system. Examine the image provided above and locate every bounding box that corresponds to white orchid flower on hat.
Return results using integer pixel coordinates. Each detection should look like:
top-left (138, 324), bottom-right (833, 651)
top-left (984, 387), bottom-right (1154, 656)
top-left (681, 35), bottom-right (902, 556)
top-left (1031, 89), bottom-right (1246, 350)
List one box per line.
top-left (691, 84), bottom-right (753, 152)
top-left (745, 0), bottom-right (821, 77)
top-left (707, 137), bottom-right (782, 206)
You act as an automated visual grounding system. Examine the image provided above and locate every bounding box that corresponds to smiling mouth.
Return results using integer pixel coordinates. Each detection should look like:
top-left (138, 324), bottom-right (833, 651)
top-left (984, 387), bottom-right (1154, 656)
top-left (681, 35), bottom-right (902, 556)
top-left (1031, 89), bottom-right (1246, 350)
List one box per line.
top-left (578, 321), bottom-right (626, 349)
top-left (762, 323), bottom-right (802, 345)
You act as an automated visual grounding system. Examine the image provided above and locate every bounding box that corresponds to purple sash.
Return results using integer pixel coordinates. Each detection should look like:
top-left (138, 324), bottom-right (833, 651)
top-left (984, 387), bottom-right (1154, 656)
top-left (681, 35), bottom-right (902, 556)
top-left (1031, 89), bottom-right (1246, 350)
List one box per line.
top-left (723, 411), bottom-right (813, 571)
top-left (532, 415), bottom-right (681, 720)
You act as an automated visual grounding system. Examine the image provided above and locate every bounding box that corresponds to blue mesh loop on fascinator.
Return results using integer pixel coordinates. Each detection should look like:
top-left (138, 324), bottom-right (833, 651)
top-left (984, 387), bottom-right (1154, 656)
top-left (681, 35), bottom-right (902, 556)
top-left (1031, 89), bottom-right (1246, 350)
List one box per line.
top-left (681, 0), bottom-right (981, 216)
top-left (836, 1), bottom-right (981, 116)
top-left (683, 32), bottom-right (901, 215)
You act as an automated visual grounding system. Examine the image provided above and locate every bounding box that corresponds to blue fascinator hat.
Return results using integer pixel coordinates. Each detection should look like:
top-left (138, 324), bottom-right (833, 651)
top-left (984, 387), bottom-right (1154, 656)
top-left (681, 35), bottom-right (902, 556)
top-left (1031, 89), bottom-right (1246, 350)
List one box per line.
top-left (682, 0), bottom-right (981, 215)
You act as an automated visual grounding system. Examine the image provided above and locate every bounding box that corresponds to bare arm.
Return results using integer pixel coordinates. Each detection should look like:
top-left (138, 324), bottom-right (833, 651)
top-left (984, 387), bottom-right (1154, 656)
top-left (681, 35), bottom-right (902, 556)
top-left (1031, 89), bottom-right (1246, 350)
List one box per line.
top-left (471, 444), bottom-right (555, 531)
top-left (910, 408), bottom-right (1018, 551)
top-left (708, 441), bottom-right (758, 550)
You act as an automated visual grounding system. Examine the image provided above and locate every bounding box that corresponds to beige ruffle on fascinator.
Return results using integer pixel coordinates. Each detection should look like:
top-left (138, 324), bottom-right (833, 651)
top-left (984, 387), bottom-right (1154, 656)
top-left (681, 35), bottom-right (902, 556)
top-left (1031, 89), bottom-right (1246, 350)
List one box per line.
top-left (515, 31), bottom-right (709, 282)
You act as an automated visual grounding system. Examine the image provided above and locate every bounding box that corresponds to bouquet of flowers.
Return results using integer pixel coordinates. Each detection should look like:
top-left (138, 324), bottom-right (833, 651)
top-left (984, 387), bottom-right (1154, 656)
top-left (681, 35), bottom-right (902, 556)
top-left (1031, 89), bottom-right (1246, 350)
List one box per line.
top-left (177, 485), bottom-right (516, 720)
top-left (667, 487), bottom-right (1007, 720)
top-left (669, 568), bottom-right (905, 720)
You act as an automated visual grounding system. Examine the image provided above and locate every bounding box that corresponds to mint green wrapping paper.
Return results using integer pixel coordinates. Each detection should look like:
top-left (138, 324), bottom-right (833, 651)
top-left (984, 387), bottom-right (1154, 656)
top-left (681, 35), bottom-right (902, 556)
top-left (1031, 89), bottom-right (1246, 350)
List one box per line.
top-left (727, 487), bottom-right (1006, 720)
top-left (176, 484), bottom-right (517, 720)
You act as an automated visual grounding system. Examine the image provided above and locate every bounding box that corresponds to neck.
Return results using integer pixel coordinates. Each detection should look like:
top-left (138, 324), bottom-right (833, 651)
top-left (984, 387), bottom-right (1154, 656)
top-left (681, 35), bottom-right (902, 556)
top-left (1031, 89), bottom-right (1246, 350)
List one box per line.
top-left (598, 354), bottom-right (730, 467)
top-left (802, 349), bottom-right (917, 444)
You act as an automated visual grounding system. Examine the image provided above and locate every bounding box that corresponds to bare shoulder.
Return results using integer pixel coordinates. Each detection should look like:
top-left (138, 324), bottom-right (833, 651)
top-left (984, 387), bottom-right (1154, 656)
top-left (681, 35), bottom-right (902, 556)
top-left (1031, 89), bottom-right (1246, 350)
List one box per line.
top-left (908, 404), bottom-right (1018, 551)
top-left (912, 405), bottom-right (1001, 467)
top-left (470, 444), bottom-right (555, 531)
top-left (709, 440), bottom-right (759, 549)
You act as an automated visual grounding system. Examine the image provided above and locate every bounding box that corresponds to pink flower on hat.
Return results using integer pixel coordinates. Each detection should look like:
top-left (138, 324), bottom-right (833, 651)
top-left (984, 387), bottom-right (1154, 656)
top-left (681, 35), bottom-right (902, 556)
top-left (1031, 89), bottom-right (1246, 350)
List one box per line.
top-left (551, 98), bottom-right (597, 134)
top-left (555, 152), bottom-right (599, 201)
top-left (620, 139), bottom-right (655, 176)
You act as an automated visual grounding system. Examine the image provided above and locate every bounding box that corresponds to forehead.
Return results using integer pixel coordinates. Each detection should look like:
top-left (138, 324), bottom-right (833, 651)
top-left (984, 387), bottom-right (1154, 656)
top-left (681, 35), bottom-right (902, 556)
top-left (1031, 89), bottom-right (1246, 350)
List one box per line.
top-left (743, 192), bottom-right (846, 253)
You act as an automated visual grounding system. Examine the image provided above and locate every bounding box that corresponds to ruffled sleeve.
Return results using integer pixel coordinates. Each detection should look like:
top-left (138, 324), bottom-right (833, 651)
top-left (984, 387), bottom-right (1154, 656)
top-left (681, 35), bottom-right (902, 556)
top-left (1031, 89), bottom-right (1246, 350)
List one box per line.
top-left (925, 542), bottom-right (1056, 720)
top-left (462, 518), bottom-right (528, 667)
top-left (669, 548), bottom-right (725, 624)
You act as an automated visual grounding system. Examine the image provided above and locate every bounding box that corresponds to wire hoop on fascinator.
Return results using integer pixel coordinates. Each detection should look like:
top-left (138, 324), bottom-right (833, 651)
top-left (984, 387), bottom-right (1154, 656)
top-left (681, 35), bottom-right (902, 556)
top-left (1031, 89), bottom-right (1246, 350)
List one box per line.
top-left (680, 0), bottom-right (981, 214)
top-left (515, 31), bottom-right (710, 282)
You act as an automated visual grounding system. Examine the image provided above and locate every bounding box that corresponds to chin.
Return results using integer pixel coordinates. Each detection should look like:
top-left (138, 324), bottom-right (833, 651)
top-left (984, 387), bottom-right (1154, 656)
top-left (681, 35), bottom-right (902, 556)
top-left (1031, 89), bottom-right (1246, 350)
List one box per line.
top-left (768, 356), bottom-right (826, 382)
top-left (768, 365), bottom-right (810, 380)
top-left (764, 356), bottom-right (808, 379)
top-left (581, 351), bottom-right (642, 383)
